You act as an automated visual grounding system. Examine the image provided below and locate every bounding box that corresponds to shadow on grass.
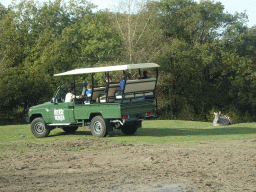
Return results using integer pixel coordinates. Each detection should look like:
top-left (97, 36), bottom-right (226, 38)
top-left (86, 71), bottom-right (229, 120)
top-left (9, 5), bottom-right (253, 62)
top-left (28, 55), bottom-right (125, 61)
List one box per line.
top-left (137, 127), bottom-right (256, 137)
top-left (48, 130), bottom-right (92, 137)
top-left (47, 126), bottom-right (256, 138)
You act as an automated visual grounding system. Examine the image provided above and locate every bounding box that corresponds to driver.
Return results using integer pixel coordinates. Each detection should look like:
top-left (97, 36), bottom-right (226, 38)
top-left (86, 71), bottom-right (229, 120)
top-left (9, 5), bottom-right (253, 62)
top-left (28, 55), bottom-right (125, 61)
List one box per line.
top-left (65, 87), bottom-right (84, 102)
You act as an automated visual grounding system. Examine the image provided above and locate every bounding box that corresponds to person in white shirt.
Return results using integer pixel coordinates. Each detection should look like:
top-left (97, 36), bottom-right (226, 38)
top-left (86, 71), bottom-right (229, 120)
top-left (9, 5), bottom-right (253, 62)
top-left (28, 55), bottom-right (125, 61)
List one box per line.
top-left (65, 87), bottom-right (84, 102)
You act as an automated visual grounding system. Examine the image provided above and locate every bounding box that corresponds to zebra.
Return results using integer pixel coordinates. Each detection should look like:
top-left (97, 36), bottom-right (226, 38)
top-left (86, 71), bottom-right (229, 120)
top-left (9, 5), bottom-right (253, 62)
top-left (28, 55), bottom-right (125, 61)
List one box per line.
top-left (213, 111), bottom-right (232, 126)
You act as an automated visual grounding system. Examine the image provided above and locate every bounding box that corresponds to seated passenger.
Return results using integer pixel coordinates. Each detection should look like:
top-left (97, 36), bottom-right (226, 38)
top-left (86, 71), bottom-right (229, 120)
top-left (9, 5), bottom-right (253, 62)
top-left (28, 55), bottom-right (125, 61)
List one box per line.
top-left (139, 70), bottom-right (149, 79)
top-left (126, 73), bottom-right (132, 80)
top-left (86, 84), bottom-right (92, 97)
top-left (105, 76), bottom-right (113, 93)
top-left (116, 73), bottom-right (132, 96)
top-left (85, 84), bottom-right (92, 103)
top-left (81, 81), bottom-right (88, 96)
top-left (119, 74), bottom-right (125, 90)
top-left (134, 74), bottom-right (139, 80)
top-left (98, 76), bottom-right (114, 102)
top-left (65, 87), bottom-right (84, 102)
top-left (116, 74), bottom-right (125, 95)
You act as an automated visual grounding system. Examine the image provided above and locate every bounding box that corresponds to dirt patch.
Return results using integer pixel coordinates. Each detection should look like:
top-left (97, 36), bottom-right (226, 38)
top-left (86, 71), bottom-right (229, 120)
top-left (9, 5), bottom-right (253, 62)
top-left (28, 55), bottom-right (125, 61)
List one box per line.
top-left (0, 139), bottom-right (256, 191)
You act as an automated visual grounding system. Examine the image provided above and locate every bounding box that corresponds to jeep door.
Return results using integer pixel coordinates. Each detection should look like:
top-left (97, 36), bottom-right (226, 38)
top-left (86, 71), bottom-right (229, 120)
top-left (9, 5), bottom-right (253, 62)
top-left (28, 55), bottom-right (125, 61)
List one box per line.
top-left (49, 102), bottom-right (76, 124)
top-left (48, 85), bottom-right (76, 124)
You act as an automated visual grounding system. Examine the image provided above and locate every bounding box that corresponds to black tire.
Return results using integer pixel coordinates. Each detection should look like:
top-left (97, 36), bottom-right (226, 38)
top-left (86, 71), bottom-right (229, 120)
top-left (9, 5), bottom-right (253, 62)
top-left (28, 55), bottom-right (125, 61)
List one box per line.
top-left (121, 124), bottom-right (138, 135)
top-left (90, 116), bottom-right (108, 137)
top-left (31, 117), bottom-right (50, 138)
top-left (62, 127), bottom-right (78, 133)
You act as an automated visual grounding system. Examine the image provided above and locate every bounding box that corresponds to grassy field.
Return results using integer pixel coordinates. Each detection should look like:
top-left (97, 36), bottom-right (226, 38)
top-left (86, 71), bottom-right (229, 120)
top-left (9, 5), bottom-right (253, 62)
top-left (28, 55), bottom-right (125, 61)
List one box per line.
top-left (1, 120), bottom-right (256, 146)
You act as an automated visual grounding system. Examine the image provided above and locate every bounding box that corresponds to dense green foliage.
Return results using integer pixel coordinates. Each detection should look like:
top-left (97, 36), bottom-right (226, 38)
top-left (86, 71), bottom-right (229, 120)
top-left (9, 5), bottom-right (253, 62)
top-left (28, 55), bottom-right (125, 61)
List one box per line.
top-left (0, 0), bottom-right (256, 123)
top-left (154, 0), bottom-right (256, 122)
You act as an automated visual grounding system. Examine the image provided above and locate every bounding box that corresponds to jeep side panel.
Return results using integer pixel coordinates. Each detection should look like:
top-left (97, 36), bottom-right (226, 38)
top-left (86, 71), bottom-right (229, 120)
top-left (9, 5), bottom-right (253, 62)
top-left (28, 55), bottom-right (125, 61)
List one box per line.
top-left (29, 102), bottom-right (76, 124)
top-left (48, 102), bottom-right (76, 124)
top-left (120, 99), bottom-right (156, 118)
top-left (74, 103), bottom-right (121, 120)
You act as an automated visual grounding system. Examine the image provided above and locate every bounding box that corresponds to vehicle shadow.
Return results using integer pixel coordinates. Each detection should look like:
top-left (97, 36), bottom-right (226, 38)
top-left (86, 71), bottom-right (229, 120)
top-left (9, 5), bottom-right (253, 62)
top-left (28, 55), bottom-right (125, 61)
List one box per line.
top-left (136, 126), bottom-right (256, 137)
top-left (47, 126), bottom-right (256, 138)
top-left (48, 130), bottom-right (92, 137)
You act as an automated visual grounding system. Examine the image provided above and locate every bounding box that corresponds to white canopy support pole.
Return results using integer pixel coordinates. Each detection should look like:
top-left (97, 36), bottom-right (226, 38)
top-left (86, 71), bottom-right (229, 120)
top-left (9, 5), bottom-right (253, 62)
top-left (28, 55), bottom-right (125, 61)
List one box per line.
top-left (91, 73), bottom-right (94, 104)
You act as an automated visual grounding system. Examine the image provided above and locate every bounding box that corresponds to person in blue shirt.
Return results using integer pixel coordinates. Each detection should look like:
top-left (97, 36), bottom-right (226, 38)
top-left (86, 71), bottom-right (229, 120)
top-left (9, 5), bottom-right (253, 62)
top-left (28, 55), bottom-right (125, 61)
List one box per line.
top-left (119, 73), bottom-right (132, 90)
top-left (86, 84), bottom-right (92, 96)
top-left (119, 74), bottom-right (125, 90)
top-left (116, 74), bottom-right (125, 96)
top-left (84, 84), bottom-right (92, 103)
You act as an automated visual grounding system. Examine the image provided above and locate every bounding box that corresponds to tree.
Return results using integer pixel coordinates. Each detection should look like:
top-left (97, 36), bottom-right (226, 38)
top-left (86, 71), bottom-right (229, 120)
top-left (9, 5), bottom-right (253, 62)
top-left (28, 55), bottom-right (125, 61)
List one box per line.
top-left (55, 11), bottom-right (122, 70)
top-left (220, 26), bottom-right (256, 116)
top-left (0, 0), bottom-right (121, 116)
top-left (155, 0), bottom-right (249, 120)
top-left (111, 0), bottom-right (164, 63)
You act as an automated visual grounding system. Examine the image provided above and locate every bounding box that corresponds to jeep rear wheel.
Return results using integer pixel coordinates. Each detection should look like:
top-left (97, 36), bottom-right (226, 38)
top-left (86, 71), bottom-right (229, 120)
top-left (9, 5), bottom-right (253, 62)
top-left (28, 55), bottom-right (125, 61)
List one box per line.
top-left (31, 117), bottom-right (50, 138)
top-left (90, 116), bottom-right (108, 137)
top-left (62, 127), bottom-right (78, 133)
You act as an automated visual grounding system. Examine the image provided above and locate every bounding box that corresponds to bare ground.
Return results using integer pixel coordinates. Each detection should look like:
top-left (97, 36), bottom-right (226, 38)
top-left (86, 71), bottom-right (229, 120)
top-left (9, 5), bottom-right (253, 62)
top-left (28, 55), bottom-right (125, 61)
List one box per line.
top-left (0, 138), bottom-right (256, 192)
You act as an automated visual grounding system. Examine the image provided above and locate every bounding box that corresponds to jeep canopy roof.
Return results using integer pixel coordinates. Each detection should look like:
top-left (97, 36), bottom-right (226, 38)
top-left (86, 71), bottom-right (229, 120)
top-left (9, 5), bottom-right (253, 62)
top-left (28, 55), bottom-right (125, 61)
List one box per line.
top-left (54, 63), bottom-right (159, 76)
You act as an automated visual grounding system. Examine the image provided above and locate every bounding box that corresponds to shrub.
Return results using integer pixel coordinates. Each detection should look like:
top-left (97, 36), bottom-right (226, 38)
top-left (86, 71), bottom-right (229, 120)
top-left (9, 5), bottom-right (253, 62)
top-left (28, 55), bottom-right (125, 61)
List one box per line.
top-left (176, 103), bottom-right (195, 121)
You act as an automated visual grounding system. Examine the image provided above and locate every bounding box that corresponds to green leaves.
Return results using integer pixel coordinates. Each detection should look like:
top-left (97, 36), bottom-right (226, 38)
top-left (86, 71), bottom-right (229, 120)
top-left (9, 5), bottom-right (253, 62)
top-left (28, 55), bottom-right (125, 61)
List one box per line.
top-left (0, 0), bottom-right (121, 115)
top-left (155, 0), bottom-right (255, 121)
top-left (0, 0), bottom-right (255, 122)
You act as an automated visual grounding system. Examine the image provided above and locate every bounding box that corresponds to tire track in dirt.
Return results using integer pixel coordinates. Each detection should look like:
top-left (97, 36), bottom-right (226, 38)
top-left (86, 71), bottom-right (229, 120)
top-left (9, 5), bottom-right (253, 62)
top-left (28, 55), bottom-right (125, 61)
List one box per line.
top-left (0, 139), bottom-right (256, 191)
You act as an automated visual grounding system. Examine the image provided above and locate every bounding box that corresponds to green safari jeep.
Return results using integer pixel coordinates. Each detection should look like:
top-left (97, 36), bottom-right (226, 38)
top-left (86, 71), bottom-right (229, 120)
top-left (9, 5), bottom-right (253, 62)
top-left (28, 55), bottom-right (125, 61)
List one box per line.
top-left (26, 63), bottom-right (159, 138)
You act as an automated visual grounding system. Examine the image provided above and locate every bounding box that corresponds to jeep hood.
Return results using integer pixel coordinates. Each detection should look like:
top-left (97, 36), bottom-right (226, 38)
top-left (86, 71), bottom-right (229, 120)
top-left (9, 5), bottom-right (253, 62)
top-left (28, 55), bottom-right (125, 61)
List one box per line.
top-left (30, 102), bottom-right (51, 109)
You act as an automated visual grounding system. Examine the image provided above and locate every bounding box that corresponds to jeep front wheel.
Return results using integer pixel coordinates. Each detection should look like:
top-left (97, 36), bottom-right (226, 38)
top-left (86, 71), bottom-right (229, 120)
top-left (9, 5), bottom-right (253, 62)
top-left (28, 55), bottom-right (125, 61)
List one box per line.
top-left (90, 116), bottom-right (108, 137)
top-left (31, 117), bottom-right (50, 138)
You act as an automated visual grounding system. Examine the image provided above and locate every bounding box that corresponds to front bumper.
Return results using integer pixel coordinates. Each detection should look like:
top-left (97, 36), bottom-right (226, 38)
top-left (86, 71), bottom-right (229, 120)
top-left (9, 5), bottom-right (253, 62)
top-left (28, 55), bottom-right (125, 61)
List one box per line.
top-left (25, 114), bottom-right (30, 123)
